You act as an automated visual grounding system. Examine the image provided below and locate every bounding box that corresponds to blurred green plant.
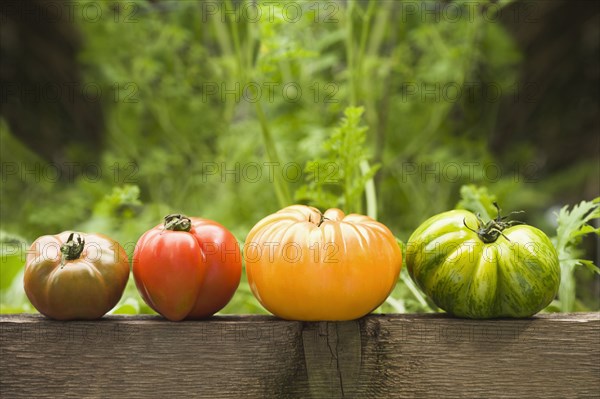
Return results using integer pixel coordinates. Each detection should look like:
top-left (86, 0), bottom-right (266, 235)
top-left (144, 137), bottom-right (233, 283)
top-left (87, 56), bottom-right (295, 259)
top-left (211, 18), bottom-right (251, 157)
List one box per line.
top-left (456, 185), bottom-right (499, 221)
top-left (549, 199), bottom-right (600, 312)
top-left (1, 0), bottom-right (597, 315)
top-left (0, 232), bottom-right (31, 313)
top-left (295, 106), bottom-right (379, 214)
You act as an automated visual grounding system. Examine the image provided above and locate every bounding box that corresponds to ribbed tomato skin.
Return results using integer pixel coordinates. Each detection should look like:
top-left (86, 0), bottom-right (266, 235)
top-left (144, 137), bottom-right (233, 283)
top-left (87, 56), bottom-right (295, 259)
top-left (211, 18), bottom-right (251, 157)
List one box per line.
top-left (24, 232), bottom-right (130, 320)
top-left (406, 210), bottom-right (560, 318)
top-left (244, 205), bottom-right (402, 321)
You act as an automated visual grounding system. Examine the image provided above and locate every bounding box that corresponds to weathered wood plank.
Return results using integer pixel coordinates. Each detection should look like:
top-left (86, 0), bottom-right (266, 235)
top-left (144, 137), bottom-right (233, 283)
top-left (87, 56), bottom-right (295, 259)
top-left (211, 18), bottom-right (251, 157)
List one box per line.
top-left (1, 313), bottom-right (598, 398)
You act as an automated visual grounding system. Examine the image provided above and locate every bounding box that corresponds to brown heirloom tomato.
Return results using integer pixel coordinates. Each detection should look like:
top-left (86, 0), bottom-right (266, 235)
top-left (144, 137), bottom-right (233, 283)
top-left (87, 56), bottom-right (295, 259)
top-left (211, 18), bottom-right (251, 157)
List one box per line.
top-left (133, 214), bottom-right (242, 321)
top-left (244, 205), bottom-right (402, 321)
top-left (24, 232), bottom-right (130, 320)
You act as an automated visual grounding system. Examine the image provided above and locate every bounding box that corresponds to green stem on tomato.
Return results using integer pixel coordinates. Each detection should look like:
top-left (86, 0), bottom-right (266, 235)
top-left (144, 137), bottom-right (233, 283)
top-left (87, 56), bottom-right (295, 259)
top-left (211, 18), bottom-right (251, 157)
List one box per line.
top-left (163, 214), bottom-right (192, 232)
top-left (60, 233), bottom-right (85, 266)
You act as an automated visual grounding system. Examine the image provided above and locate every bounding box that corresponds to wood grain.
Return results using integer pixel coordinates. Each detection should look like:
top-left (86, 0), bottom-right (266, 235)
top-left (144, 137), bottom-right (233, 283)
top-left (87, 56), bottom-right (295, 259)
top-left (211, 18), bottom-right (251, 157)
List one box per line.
top-left (1, 313), bottom-right (598, 398)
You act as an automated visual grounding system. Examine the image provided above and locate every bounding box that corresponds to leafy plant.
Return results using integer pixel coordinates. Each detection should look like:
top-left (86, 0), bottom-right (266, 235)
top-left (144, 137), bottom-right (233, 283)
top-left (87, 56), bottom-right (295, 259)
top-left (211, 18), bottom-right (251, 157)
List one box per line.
top-left (456, 185), bottom-right (498, 221)
top-left (550, 198), bottom-right (600, 312)
top-left (295, 106), bottom-right (380, 215)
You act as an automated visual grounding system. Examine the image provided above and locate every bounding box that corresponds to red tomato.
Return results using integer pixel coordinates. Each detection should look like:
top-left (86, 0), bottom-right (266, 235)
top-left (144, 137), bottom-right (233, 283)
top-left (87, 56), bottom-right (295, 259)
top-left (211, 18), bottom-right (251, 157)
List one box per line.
top-left (133, 214), bottom-right (241, 321)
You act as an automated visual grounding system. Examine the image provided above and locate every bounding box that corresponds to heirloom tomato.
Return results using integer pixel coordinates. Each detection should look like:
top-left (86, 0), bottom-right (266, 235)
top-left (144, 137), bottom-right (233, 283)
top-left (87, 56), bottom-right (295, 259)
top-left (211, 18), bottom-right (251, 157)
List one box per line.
top-left (24, 232), bottom-right (129, 320)
top-left (133, 214), bottom-right (241, 321)
top-left (244, 205), bottom-right (402, 321)
top-left (406, 204), bottom-right (560, 318)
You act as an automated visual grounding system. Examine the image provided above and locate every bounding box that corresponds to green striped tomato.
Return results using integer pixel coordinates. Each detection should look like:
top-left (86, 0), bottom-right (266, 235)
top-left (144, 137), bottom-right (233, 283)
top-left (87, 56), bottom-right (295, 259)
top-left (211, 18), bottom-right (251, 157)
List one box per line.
top-left (406, 208), bottom-right (560, 319)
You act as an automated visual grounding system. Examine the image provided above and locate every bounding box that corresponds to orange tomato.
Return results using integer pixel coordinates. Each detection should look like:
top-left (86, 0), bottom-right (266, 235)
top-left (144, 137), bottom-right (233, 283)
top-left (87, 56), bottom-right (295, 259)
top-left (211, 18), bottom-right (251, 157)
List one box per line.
top-left (244, 205), bottom-right (402, 321)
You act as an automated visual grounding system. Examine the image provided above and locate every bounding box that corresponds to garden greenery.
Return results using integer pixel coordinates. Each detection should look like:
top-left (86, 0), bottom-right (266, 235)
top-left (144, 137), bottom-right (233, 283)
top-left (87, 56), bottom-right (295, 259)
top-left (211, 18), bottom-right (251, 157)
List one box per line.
top-left (1, 1), bottom-right (597, 315)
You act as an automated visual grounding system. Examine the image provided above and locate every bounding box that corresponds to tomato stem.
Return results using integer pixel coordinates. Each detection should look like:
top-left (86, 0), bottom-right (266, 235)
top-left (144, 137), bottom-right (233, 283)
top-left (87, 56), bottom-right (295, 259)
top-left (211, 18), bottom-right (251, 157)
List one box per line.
top-left (60, 233), bottom-right (85, 266)
top-left (464, 203), bottom-right (524, 243)
top-left (308, 211), bottom-right (329, 227)
top-left (163, 214), bottom-right (192, 232)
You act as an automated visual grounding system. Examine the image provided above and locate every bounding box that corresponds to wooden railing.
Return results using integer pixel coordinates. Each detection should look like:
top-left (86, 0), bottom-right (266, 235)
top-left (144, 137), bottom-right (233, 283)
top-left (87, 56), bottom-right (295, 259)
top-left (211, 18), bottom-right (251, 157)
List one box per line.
top-left (1, 313), bottom-right (598, 398)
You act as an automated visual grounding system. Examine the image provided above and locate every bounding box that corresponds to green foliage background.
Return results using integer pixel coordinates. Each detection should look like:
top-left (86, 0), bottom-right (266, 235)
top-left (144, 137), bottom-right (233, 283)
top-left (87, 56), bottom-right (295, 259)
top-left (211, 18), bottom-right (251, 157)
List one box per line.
top-left (1, 0), bottom-right (598, 316)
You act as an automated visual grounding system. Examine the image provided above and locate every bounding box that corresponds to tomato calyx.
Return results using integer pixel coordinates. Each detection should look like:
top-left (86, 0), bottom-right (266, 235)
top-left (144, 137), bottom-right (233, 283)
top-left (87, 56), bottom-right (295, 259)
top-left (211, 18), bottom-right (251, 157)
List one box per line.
top-left (163, 214), bottom-right (192, 232)
top-left (60, 233), bottom-right (85, 266)
top-left (464, 202), bottom-right (524, 244)
top-left (308, 211), bottom-right (330, 227)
